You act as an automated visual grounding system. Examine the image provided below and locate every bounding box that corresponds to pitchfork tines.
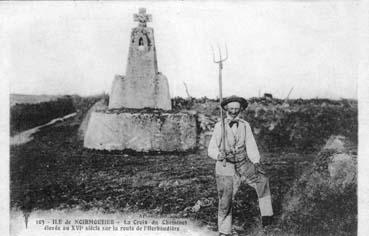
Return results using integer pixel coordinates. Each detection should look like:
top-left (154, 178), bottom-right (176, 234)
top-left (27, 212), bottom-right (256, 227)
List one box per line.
top-left (212, 44), bottom-right (228, 68)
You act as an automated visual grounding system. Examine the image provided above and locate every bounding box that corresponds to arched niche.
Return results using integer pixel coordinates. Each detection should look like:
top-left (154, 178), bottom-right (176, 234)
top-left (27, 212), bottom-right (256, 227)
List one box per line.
top-left (134, 32), bottom-right (151, 51)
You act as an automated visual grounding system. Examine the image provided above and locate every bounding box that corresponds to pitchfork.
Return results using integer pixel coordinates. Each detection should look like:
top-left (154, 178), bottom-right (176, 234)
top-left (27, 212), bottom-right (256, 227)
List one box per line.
top-left (212, 44), bottom-right (228, 167)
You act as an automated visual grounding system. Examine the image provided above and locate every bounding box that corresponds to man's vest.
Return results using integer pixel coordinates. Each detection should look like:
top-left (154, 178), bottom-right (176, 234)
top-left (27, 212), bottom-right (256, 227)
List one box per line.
top-left (222, 119), bottom-right (255, 177)
top-left (223, 118), bottom-right (248, 155)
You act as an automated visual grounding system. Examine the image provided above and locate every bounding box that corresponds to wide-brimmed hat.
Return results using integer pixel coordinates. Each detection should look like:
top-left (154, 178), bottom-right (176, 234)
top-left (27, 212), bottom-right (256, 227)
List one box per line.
top-left (221, 95), bottom-right (248, 110)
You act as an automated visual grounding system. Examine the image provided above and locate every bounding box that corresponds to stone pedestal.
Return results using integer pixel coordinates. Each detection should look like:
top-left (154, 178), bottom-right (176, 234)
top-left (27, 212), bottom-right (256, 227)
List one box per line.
top-left (109, 72), bottom-right (171, 110)
top-left (84, 110), bottom-right (197, 152)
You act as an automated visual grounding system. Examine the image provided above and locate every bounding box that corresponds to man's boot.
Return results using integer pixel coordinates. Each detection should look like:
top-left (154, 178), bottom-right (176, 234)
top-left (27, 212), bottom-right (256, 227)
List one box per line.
top-left (261, 216), bottom-right (273, 227)
top-left (219, 233), bottom-right (230, 236)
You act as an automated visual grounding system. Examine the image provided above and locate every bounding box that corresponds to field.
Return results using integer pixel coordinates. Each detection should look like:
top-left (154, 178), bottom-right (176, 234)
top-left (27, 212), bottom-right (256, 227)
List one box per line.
top-left (10, 94), bottom-right (61, 107)
top-left (10, 95), bottom-right (357, 235)
top-left (10, 96), bottom-right (76, 136)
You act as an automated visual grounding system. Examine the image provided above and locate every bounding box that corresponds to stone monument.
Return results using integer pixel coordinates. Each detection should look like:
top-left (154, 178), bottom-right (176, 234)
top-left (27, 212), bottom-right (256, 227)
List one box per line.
top-left (109, 8), bottom-right (171, 110)
top-left (83, 8), bottom-right (197, 152)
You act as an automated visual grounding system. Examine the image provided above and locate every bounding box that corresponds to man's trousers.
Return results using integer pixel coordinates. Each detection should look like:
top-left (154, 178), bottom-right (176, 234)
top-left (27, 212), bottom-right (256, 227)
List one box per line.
top-left (216, 161), bottom-right (273, 235)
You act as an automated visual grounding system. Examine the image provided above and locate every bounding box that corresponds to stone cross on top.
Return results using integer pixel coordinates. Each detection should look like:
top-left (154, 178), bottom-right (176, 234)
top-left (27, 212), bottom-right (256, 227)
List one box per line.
top-left (134, 8), bottom-right (152, 27)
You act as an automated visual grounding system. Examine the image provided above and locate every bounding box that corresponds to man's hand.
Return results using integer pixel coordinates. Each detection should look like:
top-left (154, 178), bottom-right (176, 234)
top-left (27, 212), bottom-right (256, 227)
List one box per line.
top-left (217, 151), bottom-right (226, 161)
top-left (225, 153), bottom-right (235, 162)
top-left (254, 163), bottom-right (266, 175)
top-left (217, 151), bottom-right (235, 162)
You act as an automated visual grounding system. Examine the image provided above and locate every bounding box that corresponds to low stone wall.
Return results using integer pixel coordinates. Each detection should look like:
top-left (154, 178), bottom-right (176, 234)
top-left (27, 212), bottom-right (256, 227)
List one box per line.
top-left (84, 110), bottom-right (197, 152)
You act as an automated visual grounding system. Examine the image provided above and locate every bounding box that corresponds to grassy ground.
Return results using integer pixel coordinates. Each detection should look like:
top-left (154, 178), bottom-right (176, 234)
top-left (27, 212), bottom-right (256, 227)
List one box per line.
top-left (10, 116), bottom-right (315, 235)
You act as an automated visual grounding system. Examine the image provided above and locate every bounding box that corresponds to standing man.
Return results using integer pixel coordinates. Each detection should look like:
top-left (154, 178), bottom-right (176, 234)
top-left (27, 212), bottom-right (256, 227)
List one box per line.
top-left (208, 95), bottom-right (273, 236)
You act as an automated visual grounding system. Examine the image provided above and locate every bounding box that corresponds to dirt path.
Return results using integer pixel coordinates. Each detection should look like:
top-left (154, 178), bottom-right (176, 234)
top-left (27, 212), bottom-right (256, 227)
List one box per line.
top-left (10, 113), bottom-right (77, 146)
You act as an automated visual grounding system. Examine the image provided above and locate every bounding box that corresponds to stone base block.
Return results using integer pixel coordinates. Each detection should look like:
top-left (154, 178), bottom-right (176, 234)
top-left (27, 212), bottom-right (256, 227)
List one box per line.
top-left (83, 110), bottom-right (197, 152)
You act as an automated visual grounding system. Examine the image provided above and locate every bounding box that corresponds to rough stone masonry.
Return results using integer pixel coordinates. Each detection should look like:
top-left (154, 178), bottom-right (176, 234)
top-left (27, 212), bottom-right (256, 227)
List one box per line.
top-left (83, 8), bottom-right (197, 152)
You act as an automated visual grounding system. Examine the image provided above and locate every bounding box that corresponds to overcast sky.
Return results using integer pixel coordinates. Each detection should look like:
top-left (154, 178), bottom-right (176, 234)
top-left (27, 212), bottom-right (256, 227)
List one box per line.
top-left (1, 1), bottom-right (359, 99)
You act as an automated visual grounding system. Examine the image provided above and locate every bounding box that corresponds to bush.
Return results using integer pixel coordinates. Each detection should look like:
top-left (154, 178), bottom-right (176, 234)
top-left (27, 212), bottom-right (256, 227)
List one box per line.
top-left (242, 101), bottom-right (357, 153)
top-left (171, 96), bottom-right (194, 110)
top-left (281, 149), bottom-right (357, 235)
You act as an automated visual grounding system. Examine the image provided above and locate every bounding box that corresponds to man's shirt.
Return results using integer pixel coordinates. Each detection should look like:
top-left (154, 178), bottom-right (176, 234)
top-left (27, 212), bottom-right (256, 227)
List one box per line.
top-left (208, 116), bottom-right (261, 176)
